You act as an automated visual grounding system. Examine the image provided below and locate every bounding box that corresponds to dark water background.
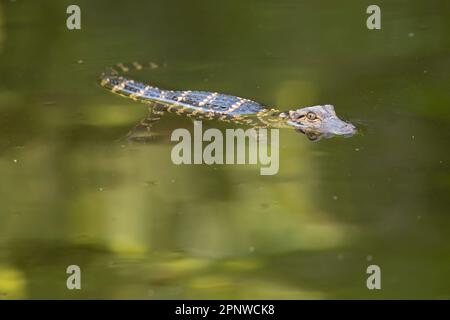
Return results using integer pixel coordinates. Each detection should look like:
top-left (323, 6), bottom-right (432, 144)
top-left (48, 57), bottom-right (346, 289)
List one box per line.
top-left (0, 0), bottom-right (449, 299)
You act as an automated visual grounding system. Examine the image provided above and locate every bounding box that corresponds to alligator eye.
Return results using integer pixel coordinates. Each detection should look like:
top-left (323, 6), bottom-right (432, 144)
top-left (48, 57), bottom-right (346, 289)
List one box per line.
top-left (306, 112), bottom-right (317, 120)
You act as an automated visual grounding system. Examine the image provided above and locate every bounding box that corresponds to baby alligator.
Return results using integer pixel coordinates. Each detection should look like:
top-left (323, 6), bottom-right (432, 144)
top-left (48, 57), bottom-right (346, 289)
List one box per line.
top-left (99, 62), bottom-right (356, 141)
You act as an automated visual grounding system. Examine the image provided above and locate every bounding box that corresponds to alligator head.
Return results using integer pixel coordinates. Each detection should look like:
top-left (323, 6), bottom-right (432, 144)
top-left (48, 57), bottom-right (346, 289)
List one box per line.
top-left (281, 104), bottom-right (357, 141)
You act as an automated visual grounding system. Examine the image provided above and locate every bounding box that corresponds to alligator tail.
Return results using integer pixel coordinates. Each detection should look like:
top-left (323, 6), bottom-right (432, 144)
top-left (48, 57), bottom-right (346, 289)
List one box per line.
top-left (99, 62), bottom-right (165, 103)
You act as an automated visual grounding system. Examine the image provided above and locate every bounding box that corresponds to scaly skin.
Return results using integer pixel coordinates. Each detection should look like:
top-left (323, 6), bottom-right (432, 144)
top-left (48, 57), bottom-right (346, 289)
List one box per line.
top-left (99, 62), bottom-right (357, 141)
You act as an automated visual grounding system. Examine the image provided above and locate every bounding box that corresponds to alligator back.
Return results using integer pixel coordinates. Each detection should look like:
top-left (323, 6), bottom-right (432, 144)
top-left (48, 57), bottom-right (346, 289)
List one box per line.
top-left (100, 64), bottom-right (268, 117)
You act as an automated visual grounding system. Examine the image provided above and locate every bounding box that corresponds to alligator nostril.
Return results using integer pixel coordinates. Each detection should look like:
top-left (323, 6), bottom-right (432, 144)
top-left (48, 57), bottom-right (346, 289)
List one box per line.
top-left (345, 124), bottom-right (357, 134)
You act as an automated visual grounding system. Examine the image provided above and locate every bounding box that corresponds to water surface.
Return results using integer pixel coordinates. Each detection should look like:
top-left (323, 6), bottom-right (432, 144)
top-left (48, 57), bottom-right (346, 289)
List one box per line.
top-left (0, 0), bottom-right (449, 299)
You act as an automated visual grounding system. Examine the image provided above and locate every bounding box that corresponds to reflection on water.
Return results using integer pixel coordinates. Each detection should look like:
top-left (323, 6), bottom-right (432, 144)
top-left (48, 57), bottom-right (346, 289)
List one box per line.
top-left (0, 0), bottom-right (449, 299)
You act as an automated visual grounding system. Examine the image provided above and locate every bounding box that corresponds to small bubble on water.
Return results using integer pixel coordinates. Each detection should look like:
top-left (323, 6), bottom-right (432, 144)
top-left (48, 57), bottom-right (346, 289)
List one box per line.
top-left (144, 181), bottom-right (157, 187)
top-left (249, 246), bottom-right (255, 253)
top-left (355, 148), bottom-right (360, 152)
top-left (98, 187), bottom-right (104, 192)
top-left (77, 59), bottom-right (84, 64)
top-left (366, 255), bottom-right (373, 262)
top-left (13, 159), bottom-right (18, 163)
top-left (332, 195), bottom-right (338, 201)
top-left (408, 32), bottom-right (415, 38)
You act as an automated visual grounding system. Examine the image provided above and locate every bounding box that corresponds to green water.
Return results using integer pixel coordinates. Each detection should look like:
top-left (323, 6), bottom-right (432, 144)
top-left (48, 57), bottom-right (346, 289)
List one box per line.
top-left (0, 0), bottom-right (449, 299)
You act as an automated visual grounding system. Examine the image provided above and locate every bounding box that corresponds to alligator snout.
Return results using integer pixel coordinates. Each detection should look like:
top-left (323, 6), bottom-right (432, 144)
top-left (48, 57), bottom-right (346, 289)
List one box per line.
top-left (330, 120), bottom-right (357, 136)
